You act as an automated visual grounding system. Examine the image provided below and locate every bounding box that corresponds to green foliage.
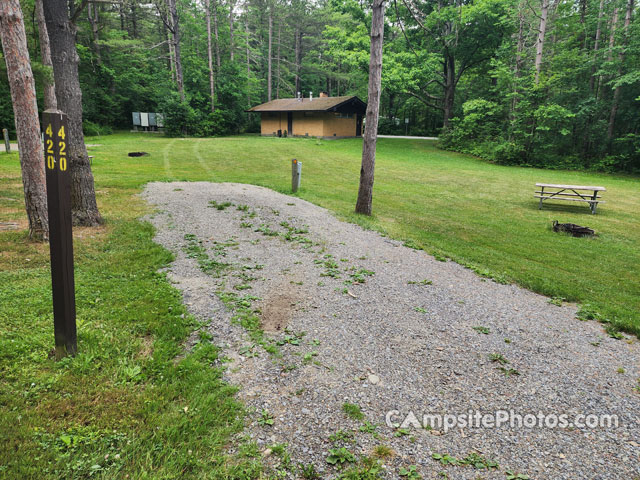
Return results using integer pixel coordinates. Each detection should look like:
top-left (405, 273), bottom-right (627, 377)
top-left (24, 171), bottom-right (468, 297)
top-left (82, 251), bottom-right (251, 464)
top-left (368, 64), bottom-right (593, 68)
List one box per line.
top-left (326, 447), bottom-right (356, 465)
top-left (342, 402), bottom-right (365, 421)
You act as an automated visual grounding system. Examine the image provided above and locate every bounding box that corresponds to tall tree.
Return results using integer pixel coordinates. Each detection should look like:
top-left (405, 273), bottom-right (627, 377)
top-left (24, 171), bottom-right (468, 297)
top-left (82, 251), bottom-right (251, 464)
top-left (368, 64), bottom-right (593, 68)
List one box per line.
top-left (534, 0), bottom-right (550, 84)
top-left (206, 0), bottom-right (216, 111)
top-left (0, 0), bottom-right (49, 240)
top-left (267, 5), bottom-right (273, 101)
top-left (355, 0), bottom-right (385, 215)
top-left (168, 0), bottom-right (185, 100)
top-left (43, 0), bottom-right (103, 226)
top-left (34, 0), bottom-right (57, 110)
top-left (607, 0), bottom-right (634, 140)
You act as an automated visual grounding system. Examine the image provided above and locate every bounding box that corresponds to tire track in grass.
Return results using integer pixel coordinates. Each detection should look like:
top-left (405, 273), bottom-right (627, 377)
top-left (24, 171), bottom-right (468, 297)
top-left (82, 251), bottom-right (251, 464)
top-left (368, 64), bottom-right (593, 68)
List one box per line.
top-left (193, 139), bottom-right (215, 178)
top-left (162, 138), bottom-right (177, 179)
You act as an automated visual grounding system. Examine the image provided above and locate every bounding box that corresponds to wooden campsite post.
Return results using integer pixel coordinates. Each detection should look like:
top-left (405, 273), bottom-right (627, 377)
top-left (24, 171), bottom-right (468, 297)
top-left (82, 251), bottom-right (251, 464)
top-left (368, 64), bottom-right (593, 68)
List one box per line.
top-left (3, 128), bottom-right (10, 153)
top-left (43, 110), bottom-right (77, 358)
top-left (292, 158), bottom-right (301, 193)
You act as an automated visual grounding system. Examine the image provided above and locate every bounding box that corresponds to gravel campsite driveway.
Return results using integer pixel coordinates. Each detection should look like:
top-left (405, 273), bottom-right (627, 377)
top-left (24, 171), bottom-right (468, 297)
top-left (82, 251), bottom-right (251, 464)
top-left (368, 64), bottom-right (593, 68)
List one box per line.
top-left (143, 182), bottom-right (639, 480)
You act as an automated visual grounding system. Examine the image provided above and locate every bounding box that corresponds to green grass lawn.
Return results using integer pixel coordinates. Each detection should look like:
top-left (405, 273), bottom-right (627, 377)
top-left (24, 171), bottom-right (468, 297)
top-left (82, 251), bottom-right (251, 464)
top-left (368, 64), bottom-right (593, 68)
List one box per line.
top-left (1, 132), bottom-right (638, 478)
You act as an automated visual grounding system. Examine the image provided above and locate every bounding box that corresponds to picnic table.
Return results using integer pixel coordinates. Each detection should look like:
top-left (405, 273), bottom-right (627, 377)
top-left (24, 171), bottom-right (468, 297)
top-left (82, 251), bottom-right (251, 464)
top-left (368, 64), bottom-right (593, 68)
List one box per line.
top-left (535, 183), bottom-right (606, 214)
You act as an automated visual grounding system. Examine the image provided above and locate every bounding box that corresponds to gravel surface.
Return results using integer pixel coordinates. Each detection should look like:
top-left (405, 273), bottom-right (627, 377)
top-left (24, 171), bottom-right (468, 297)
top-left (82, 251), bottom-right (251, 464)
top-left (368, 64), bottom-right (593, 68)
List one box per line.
top-left (142, 182), bottom-right (639, 480)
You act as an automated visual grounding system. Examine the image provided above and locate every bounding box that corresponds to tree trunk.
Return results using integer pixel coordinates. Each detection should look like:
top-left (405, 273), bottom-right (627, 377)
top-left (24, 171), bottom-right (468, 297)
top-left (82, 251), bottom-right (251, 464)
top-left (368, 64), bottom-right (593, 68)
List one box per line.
top-left (205, 0), bottom-right (215, 112)
top-left (87, 3), bottom-right (102, 66)
top-left (166, 23), bottom-right (176, 83)
top-left (589, 0), bottom-right (605, 93)
top-left (511, 6), bottom-right (525, 116)
top-left (212, 0), bottom-right (221, 70)
top-left (229, 0), bottom-right (235, 61)
top-left (246, 20), bottom-right (251, 107)
top-left (276, 23), bottom-right (281, 98)
top-left (355, 0), bottom-right (385, 216)
top-left (0, 0), bottom-right (49, 240)
top-left (131, 0), bottom-right (138, 38)
top-left (607, 0), bottom-right (634, 141)
top-left (267, 8), bottom-right (273, 101)
top-left (534, 0), bottom-right (550, 84)
top-left (167, 0), bottom-right (184, 101)
top-left (35, 0), bottom-right (57, 110)
top-left (442, 52), bottom-right (455, 130)
top-left (43, 0), bottom-right (102, 226)
top-left (294, 28), bottom-right (302, 94)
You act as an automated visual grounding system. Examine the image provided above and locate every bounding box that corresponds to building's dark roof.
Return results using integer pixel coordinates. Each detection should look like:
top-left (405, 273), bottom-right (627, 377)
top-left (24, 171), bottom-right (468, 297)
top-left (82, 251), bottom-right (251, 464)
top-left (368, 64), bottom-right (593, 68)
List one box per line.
top-left (248, 95), bottom-right (366, 112)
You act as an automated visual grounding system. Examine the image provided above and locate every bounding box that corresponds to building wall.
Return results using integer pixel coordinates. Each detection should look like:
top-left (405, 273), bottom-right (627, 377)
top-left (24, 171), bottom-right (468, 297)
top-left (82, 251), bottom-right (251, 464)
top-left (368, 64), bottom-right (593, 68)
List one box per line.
top-left (260, 112), bottom-right (286, 135)
top-left (323, 113), bottom-right (357, 137)
top-left (291, 112), bottom-right (325, 137)
top-left (260, 111), bottom-right (359, 138)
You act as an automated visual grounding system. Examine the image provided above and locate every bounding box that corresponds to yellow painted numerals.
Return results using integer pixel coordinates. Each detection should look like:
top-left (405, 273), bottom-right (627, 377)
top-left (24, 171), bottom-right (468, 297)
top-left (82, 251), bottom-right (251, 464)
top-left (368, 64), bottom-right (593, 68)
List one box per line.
top-left (44, 123), bottom-right (67, 171)
top-left (59, 141), bottom-right (67, 171)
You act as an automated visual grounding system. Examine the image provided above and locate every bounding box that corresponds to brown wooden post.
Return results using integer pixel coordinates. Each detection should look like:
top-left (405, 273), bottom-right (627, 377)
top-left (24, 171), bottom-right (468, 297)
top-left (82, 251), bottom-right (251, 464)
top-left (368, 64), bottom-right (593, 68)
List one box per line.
top-left (43, 110), bottom-right (77, 359)
top-left (3, 128), bottom-right (10, 153)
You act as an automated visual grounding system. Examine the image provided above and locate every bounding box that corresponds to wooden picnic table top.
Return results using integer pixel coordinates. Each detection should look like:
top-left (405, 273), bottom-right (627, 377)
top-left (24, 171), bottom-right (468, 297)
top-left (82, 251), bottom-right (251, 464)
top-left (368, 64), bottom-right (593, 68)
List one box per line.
top-left (536, 183), bottom-right (606, 191)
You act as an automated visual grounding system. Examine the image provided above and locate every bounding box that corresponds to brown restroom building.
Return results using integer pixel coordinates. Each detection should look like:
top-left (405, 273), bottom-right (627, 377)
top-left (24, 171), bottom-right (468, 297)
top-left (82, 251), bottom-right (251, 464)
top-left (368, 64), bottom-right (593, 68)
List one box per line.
top-left (248, 93), bottom-right (366, 139)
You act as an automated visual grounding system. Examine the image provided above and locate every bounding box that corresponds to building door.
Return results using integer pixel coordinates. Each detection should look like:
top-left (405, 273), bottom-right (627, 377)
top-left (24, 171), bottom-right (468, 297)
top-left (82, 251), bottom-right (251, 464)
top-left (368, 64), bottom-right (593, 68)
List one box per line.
top-left (287, 112), bottom-right (293, 135)
top-left (356, 114), bottom-right (362, 136)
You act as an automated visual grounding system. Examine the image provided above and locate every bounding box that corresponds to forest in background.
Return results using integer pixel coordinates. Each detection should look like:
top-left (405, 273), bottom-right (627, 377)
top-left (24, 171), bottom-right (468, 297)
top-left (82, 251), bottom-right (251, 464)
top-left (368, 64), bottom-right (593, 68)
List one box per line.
top-left (0, 0), bottom-right (638, 172)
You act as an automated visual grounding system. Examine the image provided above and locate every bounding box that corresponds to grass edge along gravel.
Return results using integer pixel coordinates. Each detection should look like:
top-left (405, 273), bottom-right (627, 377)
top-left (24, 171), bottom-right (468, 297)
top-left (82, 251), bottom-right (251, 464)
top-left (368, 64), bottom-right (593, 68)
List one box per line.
top-left (0, 216), bottom-right (263, 480)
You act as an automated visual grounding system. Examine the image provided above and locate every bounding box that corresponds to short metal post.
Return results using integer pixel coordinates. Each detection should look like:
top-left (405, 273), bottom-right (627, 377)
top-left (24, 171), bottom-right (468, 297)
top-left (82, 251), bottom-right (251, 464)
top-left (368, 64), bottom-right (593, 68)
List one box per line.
top-left (3, 129), bottom-right (10, 153)
top-left (292, 158), bottom-right (302, 193)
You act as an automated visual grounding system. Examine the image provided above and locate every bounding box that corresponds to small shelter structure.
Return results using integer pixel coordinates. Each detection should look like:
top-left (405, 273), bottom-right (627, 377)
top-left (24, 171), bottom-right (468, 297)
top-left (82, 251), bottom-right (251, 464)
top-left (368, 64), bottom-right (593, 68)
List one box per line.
top-left (248, 93), bottom-right (366, 139)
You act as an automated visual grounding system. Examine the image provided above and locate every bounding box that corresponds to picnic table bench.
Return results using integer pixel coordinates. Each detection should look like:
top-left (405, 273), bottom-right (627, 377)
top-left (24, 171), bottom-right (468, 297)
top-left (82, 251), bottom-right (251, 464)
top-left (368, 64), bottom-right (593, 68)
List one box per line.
top-left (535, 183), bottom-right (606, 214)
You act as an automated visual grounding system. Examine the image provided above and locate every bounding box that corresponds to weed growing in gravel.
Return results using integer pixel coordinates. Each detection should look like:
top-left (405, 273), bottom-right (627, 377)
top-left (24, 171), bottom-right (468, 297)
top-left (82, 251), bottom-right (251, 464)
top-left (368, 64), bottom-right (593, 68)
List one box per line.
top-left (218, 290), bottom-right (278, 354)
top-left (548, 296), bottom-right (565, 306)
top-left (497, 367), bottom-right (520, 376)
top-left (183, 234), bottom-right (230, 276)
top-left (617, 367), bottom-right (625, 374)
top-left (634, 379), bottom-right (640, 393)
top-left (414, 307), bottom-right (428, 313)
top-left (342, 403), bottom-right (365, 421)
top-left (488, 353), bottom-right (509, 365)
top-left (298, 463), bottom-right (321, 479)
top-left (394, 428), bottom-right (410, 437)
top-left (237, 204), bottom-right (249, 212)
top-left (303, 351), bottom-right (318, 363)
top-left (460, 452), bottom-right (499, 469)
top-left (319, 258), bottom-right (341, 278)
top-left (576, 304), bottom-right (602, 321)
top-left (372, 445), bottom-right (394, 459)
top-left (240, 222), bottom-right (253, 228)
top-left (432, 453), bottom-right (459, 466)
top-left (270, 443), bottom-right (292, 470)
top-left (329, 430), bottom-right (356, 445)
top-left (472, 326), bottom-right (491, 334)
top-left (399, 465), bottom-right (421, 479)
top-left (346, 268), bottom-right (374, 285)
top-left (277, 330), bottom-right (305, 346)
top-left (506, 471), bottom-right (530, 479)
top-left (258, 409), bottom-right (274, 426)
top-left (432, 452), bottom-right (498, 470)
top-left (326, 447), bottom-right (356, 465)
top-left (209, 200), bottom-right (233, 210)
top-left (238, 344), bottom-right (258, 358)
top-left (359, 421), bottom-right (378, 436)
top-left (337, 457), bottom-right (383, 479)
top-left (256, 224), bottom-right (279, 237)
top-left (605, 325), bottom-right (624, 339)
top-left (407, 279), bottom-right (432, 285)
